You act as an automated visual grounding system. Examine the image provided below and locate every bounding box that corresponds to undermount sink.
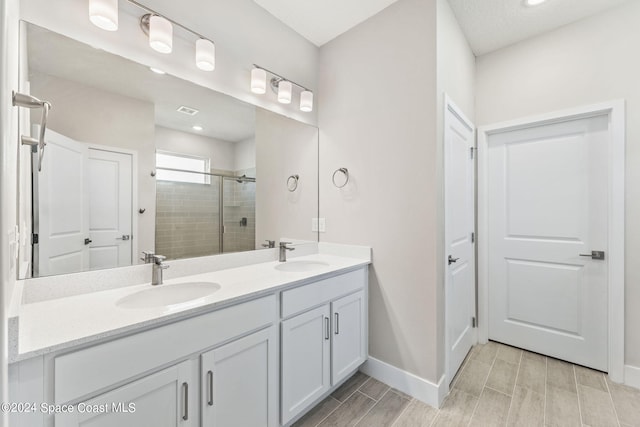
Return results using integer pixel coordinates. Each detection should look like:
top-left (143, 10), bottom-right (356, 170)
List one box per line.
top-left (274, 260), bottom-right (330, 272)
top-left (117, 282), bottom-right (221, 309)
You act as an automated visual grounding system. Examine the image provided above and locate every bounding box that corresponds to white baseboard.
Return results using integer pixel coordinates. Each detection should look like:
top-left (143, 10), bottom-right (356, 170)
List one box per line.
top-left (360, 357), bottom-right (447, 408)
top-left (624, 364), bottom-right (640, 390)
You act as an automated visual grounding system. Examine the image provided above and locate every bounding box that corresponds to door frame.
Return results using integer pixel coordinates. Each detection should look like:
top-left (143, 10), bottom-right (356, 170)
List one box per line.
top-left (444, 94), bottom-right (477, 388)
top-left (477, 100), bottom-right (625, 382)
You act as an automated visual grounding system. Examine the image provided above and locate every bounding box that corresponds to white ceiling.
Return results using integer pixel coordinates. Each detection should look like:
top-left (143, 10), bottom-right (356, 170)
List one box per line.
top-left (252, 0), bottom-right (400, 46)
top-left (447, 0), bottom-right (632, 55)
top-left (27, 25), bottom-right (255, 142)
top-left (253, 0), bottom-right (630, 54)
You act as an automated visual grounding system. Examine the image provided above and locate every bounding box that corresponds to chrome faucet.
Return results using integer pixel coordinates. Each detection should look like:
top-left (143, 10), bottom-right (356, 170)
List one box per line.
top-left (279, 242), bottom-right (295, 262)
top-left (151, 255), bottom-right (169, 286)
top-left (262, 240), bottom-right (276, 248)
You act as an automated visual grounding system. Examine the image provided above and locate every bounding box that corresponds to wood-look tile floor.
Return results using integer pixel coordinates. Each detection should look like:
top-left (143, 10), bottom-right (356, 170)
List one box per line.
top-left (293, 341), bottom-right (640, 427)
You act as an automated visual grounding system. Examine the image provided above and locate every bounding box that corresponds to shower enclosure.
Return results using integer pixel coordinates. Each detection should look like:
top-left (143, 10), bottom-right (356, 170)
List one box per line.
top-left (155, 167), bottom-right (256, 260)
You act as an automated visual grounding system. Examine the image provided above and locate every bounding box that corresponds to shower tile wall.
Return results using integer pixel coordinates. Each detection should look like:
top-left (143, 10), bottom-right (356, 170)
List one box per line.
top-left (155, 178), bottom-right (221, 260)
top-left (223, 167), bottom-right (256, 253)
top-left (155, 168), bottom-right (256, 260)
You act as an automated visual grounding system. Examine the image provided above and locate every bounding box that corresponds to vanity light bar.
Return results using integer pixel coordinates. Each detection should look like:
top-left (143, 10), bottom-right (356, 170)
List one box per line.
top-left (251, 64), bottom-right (314, 113)
top-left (89, 0), bottom-right (216, 71)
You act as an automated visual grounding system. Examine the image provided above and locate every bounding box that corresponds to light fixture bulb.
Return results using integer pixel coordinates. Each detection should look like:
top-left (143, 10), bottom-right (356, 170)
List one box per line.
top-left (149, 67), bottom-right (166, 74)
top-left (192, 125), bottom-right (203, 131)
top-left (89, 0), bottom-right (118, 31)
top-left (251, 68), bottom-right (267, 94)
top-left (195, 39), bottom-right (215, 71)
top-left (278, 80), bottom-right (292, 104)
top-left (149, 15), bottom-right (173, 54)
top-left (300, 90), bottom-right (313, 112)
top-left (524, 0), bottom-right (547, 6)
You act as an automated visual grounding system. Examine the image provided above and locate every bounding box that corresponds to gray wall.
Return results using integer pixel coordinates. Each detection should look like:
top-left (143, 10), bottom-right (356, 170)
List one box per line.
top-left (256, 108), bottom-right (318, 245)
top-left (318, 0), bottom-right (440, 382)
top-left (475, 0), bottom-right (640, 369)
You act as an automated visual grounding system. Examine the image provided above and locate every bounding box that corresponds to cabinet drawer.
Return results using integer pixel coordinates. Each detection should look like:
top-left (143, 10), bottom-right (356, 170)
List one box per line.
top-left (281, 268), bottom-right (366, 318)
top-left (55, 295), bottom-right (276, 404)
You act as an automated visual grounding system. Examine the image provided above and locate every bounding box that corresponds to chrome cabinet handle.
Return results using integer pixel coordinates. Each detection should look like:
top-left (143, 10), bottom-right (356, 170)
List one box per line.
top-left (182, 382), bottom-right (189, 421)
top-left (325, 317), bottom-right (330, 340)
top-left (335, 313), bottom-right (339, 335)
top-left (207, 370), bottom-right (214, 406)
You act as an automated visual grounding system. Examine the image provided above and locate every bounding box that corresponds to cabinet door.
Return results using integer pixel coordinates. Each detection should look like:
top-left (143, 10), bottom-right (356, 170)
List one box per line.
top-left (332, 291), bottom-right (367, 385)
top-left (201, 327), bottom-right (277, 427)
top-left (56, 361), bottom-right (193, 427)
top-left (281, 305), bottom-right (331, 425)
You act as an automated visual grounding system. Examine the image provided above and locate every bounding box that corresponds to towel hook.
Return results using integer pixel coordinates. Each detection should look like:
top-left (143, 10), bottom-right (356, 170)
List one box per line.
top-left (332, 168), bottom-right (349, 188)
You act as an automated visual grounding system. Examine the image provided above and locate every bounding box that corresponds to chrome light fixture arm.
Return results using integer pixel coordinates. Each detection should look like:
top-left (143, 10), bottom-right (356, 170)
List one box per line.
top-left (12, 91), bottom-right (52, 172)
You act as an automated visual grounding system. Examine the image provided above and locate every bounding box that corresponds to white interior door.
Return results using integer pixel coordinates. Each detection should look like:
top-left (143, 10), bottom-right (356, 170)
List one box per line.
top-left (444, 99), bottom-right (476, 383)
top-left (37, 129), bottom-right (89, 276)
top-left (486, 115), bottom-right (609, 371)
top-left (88, 148), bottom-right (133, 270)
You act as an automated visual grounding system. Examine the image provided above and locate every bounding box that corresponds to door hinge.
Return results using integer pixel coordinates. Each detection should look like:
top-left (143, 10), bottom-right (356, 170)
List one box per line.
top-left (470, 147), bottom-right (475, 159)
top-left (472, 317), bottom-right (477, 328)
top-left (31, 233), bottom-right (39, 244)
top-left (471, 232), bottom-right (475, 243)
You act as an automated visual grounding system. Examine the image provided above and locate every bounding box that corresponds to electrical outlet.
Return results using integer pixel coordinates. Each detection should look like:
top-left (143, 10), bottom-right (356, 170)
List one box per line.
top-left (312, 218), bottom-right (319, 232)
top-left (318, 218), bottom-right (326, 233)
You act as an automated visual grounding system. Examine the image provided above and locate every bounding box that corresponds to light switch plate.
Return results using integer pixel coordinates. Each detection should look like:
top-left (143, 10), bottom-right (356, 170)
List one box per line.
top-left (318, 218), bottom-right (326, 233)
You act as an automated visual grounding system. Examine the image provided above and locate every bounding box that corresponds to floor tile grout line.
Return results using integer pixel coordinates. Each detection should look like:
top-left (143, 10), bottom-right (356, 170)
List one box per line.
top-left (310, 396), bottom-right (343, 427)
top-left (602, 374), bottom-right (623, 427)
top-left (574, 365), bottom-right (585, 426)
top-left (352, 389), bottom-right (386, 426)
top-left (467, 346), bottom-right (499, 427)
top-left (543, 356), bottom-right (548, 427)
top-left (505, 348), bottom-right (524, 425)
top-left (388, 398), bottom-right (413, 427)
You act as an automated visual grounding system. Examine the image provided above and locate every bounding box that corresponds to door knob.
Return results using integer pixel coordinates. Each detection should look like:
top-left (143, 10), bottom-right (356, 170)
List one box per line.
top-left (116, 234), bottom-right (131, 241)
top-left (448, 255), bottom-right (460, 265)
top-left (579, 250), bottom-right (605, 260)
top-left (84, 238), bottom-right (92, 245)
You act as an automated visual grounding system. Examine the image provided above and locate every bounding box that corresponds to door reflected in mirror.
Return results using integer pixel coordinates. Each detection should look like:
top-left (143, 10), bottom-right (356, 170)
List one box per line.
top-left (19, 22), bottom-right (318, 279)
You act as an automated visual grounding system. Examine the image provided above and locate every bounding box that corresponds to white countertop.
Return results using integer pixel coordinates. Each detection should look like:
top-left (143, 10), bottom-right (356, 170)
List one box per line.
top-left (12, 251), bottom-right (370, 363)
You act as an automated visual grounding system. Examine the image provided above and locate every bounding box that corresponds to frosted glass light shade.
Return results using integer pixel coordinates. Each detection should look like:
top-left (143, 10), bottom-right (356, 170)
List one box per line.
top-left (251, 68), bottom-right (267, 94)
top-left (149, 15), bottom-right (173, 54)
top-left (196, 39), bottom-right (215, 71)
top-left (300, 90), bottom-right (313, 112)
top-left (89, 0), bottom-right (118, 31)
top-left (278, 81), bottom-right (292, 104)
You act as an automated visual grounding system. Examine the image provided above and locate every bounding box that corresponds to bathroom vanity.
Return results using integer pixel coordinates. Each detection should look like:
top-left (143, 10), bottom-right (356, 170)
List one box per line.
top-left (8, 245), bottom-right (370, 427)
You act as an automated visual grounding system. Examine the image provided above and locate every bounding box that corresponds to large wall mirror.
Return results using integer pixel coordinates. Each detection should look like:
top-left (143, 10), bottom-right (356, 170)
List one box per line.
top-left (18, 22), bottom-right (319, 279)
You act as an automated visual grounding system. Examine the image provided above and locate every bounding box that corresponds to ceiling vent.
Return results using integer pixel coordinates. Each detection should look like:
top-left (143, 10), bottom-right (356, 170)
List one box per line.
top-left (176, 105), bottom-right (199, 116)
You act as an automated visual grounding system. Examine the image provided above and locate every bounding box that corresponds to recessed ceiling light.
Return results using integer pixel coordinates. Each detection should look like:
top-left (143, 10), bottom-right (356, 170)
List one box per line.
top-left (149, 67), bottom-right (166, 74)
top-left (192, 125), bottom-right (203, 131)
top-left (524, 0), bottom-right (547, 6)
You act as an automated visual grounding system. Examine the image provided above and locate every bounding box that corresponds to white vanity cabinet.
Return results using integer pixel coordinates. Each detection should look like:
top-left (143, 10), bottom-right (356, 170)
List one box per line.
top-left (56, 361), bottom-right (193, 427)
top-left (280, 269), bottom-right (368, 425)
top-left (201, 327), bottom-right (278, 427)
